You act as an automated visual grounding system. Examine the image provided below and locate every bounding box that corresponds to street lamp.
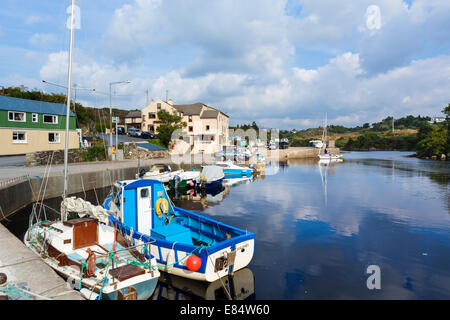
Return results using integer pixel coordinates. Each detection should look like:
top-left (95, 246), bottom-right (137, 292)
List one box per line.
top-left (109, 80), bottom-right (131, 160)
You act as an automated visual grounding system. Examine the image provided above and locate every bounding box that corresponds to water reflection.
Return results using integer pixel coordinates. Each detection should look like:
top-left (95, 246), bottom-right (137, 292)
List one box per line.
top-left (152, 268), bottom-right (255, 300)
top-left (3, 151), bottom-right (449, 299)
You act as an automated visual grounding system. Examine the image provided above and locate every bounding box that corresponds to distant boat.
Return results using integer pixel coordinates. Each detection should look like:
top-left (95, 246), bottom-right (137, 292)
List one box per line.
top-left (103, 178), bottom-right (255, 282)
top-left (318, 113), bottom-right (343, 160)
top-left (214, 161), bottom-right (253, 176)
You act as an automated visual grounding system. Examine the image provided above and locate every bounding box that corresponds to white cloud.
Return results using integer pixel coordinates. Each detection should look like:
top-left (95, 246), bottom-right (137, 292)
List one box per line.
top-left (28, 33), bottom-right (57, 46)
top-left (34, 0), bottom-right (450, 129)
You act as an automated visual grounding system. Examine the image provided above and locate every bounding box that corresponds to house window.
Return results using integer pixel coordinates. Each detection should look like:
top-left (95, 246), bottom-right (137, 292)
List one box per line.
top-left (8, 111), bottom-right (26, 122)
top-left (32, 113), bottom-right (38, 123)
top-left (142, 115), bottom-right (146, 121)
top-left (206, 125), bottom-right (210, 131)
top-left (48, 132), bottom-right (60, 143)
top-left (149, 112), bottom-right (156, 119)
top-left (157, 103), bottom-right (161, 110)
top-left (43, 114), bottom-right (58, 124)
top-left (189, 126), bottom-right (193, 132)
top-left (12, 131), bottom-right (27, 144)
top-left (188, 115), bottom-right (192, 122)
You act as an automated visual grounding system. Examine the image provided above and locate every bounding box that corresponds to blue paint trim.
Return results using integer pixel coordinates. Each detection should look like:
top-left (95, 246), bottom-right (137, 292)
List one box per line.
top-left (123, 179), bottom-right (162, 190)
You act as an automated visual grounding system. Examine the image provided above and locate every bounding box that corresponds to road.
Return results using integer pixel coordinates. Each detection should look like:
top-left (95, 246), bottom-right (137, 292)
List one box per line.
top-left (0, 155), bottom-right (26, 167)
top-left (0, 158), bottom-right (169, 181)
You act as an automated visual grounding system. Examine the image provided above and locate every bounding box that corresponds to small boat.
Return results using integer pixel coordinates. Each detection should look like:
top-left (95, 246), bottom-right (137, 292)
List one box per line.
top-left (138, 164), bottom-right (184, 183)
top-left (198, 165), bottom-right (225, 190)
top-left (214, 161), bottom-right (253, 176)
top-left (103, 178), bottom-right (255, 282)
top-left (317, 113), bottom-right (343, 160)
top-left (25, 203), bottom-right (160, 300)
top-left (168, 168), bottom-right (201, 188)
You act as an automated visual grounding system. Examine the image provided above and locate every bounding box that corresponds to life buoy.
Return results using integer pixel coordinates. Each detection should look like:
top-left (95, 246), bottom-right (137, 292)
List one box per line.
top-left (155, 198), bottom-right (169, 215)
top-left (85, 248), bottom-right (96, 277)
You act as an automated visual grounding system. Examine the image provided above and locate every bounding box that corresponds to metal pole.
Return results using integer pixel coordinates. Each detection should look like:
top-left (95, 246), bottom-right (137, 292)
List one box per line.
top-left (109, 83), bottom-right (112, 148)
top-left (115, 121), bottom-right (118, 160)
top-left (63, 0), bottom-right (75, 214)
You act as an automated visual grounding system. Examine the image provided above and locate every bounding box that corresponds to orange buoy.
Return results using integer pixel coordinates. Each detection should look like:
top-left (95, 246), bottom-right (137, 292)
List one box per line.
top-left (186, 255), bottom-right (201, 272)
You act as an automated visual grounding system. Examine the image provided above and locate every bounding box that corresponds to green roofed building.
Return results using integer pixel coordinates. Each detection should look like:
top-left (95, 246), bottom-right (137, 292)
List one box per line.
top-left (0, 95), bottom-right (79, 155)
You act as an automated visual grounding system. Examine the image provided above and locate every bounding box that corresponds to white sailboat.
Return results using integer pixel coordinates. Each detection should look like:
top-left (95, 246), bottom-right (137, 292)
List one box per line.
top-left (318, 113), bottom-right (343, 160)
top-left (24, 1), bottom-right (159, 300)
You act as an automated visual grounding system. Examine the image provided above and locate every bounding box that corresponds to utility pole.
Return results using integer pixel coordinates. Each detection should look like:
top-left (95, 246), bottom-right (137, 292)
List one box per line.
top-left (166, 90), bottom-right (168, 102)
top-left (392, 117), bottom-right (394, 133)
top-left (146, 89), bottom-right (149, 106)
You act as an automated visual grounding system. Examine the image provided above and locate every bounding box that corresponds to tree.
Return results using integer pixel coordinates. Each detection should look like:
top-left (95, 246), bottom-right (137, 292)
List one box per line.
top-left (156, 110), bottom-right (187, 147)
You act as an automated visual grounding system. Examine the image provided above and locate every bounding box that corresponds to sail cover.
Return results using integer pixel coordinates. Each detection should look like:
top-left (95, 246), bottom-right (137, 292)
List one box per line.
top-left (201, 165), bottom-right (225, 182)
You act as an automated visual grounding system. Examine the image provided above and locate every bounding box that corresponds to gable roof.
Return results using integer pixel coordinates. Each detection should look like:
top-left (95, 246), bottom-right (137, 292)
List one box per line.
top-left (200, 110), bottom-right (219, 119)
top-left (125, 111), bottom-right (142, 118)
top-left (173, 102), bottom-right (229, 118)
top-left (172, 103), bottom-right (204, 116)
top-left (0, 95), bottom-right (75, 116)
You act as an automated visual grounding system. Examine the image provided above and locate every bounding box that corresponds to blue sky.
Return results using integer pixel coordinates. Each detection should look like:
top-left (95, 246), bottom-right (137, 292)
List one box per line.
top-left (0, 0), bottom-right (449, 129)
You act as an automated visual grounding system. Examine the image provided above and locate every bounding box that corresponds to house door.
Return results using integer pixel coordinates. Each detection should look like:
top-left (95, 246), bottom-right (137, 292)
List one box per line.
top-left (137, 187), bottom-right (152, 235)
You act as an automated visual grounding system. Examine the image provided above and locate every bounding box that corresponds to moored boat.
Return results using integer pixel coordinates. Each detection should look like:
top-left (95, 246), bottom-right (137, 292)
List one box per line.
top-left (24, 203), bottom-right (160, 300)
top-left (198, 165), bottom-right (225, 190)
top-left (168, 168), bottom-right (201, 188)
top-left (103, 178), bottom-right (255, 282)
top-left (214, 161), bottom-right (253, 176)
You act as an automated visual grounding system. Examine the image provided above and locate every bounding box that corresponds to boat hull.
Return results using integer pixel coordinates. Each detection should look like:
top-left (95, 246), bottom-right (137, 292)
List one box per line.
top-left (107, 210), bottom-right (255, 282)
top-left (102, 277), bottom-right (158, 300)
top-left (223, 169), bottom-right (253, 176)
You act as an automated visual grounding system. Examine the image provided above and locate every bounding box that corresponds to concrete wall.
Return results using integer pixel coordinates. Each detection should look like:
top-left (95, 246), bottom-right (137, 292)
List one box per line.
top-left (266, 147), bottom-right (340, 160)
top-left (0, 165), bottom-right (151, 222)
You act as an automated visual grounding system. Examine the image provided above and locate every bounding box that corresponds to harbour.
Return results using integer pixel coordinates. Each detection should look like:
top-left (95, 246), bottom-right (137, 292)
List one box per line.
top-left (1, 151), bottom-right (449, 299)
top-left (0, 0), bottom-right (449, 307)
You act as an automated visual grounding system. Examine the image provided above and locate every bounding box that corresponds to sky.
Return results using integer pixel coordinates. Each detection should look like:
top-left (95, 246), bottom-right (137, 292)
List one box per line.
top-left (0, 0), bottom-right (449, 129)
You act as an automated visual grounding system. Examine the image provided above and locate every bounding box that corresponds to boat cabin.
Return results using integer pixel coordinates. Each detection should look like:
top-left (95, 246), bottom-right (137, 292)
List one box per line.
top-left (108, 179), bottom-right (197, 246)
top-left (107, 179), bottom-right (244, 248)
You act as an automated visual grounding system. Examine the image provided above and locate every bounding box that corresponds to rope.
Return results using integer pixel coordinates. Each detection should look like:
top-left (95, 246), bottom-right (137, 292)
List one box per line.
top-left (205, 247), bottom-right (233, 300)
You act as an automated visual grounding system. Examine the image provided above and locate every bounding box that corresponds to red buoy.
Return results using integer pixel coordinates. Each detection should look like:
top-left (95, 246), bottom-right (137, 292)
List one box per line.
top-left (186, 255), bottom-right (201, 272)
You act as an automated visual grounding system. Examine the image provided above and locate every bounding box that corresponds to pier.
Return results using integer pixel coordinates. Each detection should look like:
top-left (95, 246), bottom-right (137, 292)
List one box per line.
top-left (0, 222), bottom-right (83, 300)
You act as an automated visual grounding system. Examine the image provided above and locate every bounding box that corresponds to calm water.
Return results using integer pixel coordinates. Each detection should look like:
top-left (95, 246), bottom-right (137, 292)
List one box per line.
top-left (4, 151), bottom-right (450, 300)
top-left (171, 151), bottom-right (450, 299)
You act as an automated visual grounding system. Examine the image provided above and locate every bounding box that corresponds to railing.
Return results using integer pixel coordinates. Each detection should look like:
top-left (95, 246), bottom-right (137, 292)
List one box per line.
top-left (0, 174), bottom-right (31, 189)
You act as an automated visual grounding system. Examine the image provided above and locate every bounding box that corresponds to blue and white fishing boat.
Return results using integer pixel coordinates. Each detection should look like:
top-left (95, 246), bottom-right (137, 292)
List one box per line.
top-left (214, 161), bottom-right (253, 176)
top-left (103, 179), bottom-right (255, 282)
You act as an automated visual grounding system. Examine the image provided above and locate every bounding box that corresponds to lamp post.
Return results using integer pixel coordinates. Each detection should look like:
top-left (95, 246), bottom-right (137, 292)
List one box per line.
top-left (109, 80), bottom-right (130, 160)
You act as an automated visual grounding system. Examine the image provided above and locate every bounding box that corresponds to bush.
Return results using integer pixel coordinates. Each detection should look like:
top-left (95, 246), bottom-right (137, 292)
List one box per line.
top-left (82, 141), bottom-right (107, 161)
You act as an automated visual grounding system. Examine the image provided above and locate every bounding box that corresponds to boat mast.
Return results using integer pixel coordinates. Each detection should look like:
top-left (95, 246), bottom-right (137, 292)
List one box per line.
top-left (62, 0), bottom-right (75, 219)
